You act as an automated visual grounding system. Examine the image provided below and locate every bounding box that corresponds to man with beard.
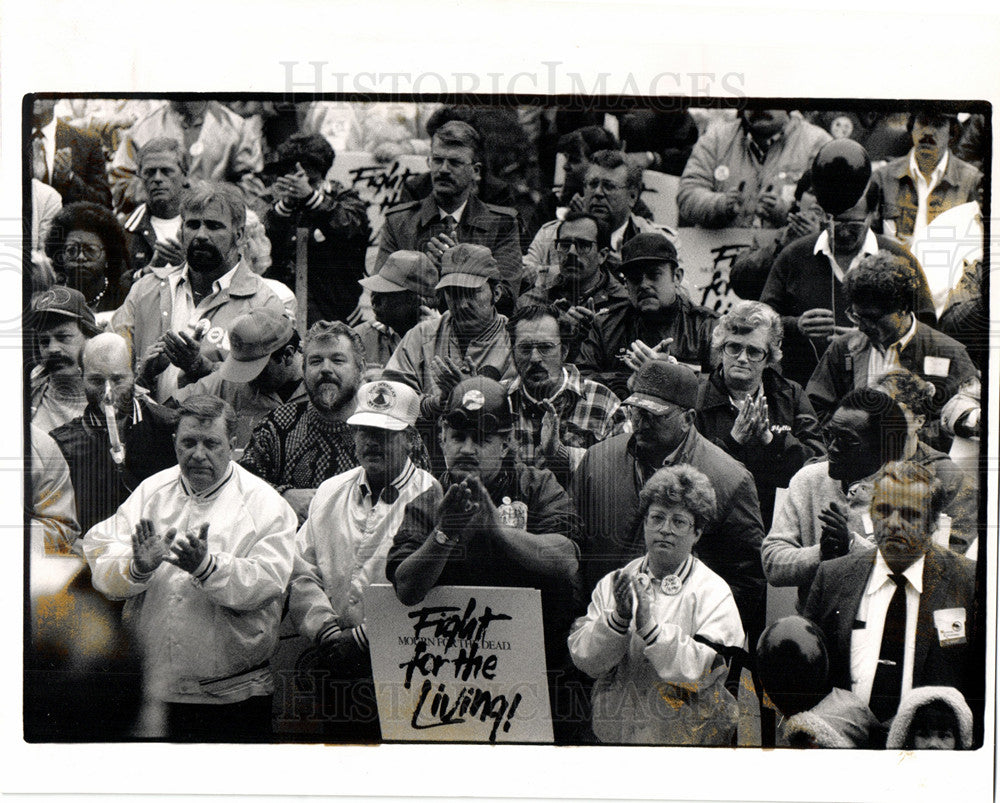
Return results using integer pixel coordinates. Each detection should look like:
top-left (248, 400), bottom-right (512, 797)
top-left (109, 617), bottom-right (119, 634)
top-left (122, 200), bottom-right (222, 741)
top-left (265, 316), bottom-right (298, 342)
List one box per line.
top-left (112, 181), bottom-right (284, 403)
top-left (240, 321), bottom-right (364, 523)
top-left (525, 150), bottom-right (677, 277)
top-left (169, 308), bottom-right (306, 449)
top-left (30, 287), bottom-right (101, 433)
top-left (678, 109), bottom-right (830, 228)
top-left (762, 388), bottom-right (909, 610)
top-left (760, 182), bottom-right (935, 388)
top-left (377, 121), bottom-right (523, 309)
top-left (51, 333), bottom-right (178, 535)
top-left (382, 243), bottom-right (516, 416)
top-left (288, 380), bottom-right (437, 741)
top-left (386, 376), bottom-right (584, 743)
top-left (572, 360), bottom-right (766, 640)
top-left (518, 212), bottom-right (629, 362)
top-left (122, 137), bottom-right (189, 273)
top-left (576, 232), bottom-right (718, 399)
top-left (504, 304), bottom-right (628, 485)
top-left (873, 109), bottom-right (982, 245)
top-left (352, 250), bottom-right (439, 378)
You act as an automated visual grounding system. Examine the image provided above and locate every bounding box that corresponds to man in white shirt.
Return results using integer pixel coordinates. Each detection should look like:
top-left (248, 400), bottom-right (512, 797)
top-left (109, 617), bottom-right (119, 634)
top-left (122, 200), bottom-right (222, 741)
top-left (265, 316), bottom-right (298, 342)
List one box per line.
top-left (122, 137), bottom-right (189, 273)
top-left (288, 379), bottom-right (437, 741)
top-left (803, 460), bottom-right (978, 728)
top-left (30, 98), bottom-right (111, 207)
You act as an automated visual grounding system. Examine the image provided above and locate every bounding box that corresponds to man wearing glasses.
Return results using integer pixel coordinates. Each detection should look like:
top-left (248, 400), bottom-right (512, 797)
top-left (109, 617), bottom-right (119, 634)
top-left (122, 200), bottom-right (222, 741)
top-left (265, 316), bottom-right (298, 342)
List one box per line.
top-left (573, 359), bottom-right (766, 641)
top-left (805, 251), bottom-right (976, 440)
top-left (377, 120), bottom-right (523, 309)
top-left (504, 304), bottom-right (628, 486)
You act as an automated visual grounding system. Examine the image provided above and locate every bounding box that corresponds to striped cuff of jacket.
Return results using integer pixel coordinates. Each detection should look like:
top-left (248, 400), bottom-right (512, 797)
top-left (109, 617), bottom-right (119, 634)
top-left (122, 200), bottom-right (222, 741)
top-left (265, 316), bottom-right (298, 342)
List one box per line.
top-left (128, 560), bottom-right (153, 584)
top-left (606, 610), bottom-right (630, 635)
top-left (316, 622), bottom-right (343, 645)
top-left (638, 622), bottom-right (660, 646)
top-left (191, 553), bottom-right (218, 583)
top-left (350, 624), bottom-right (369, 650)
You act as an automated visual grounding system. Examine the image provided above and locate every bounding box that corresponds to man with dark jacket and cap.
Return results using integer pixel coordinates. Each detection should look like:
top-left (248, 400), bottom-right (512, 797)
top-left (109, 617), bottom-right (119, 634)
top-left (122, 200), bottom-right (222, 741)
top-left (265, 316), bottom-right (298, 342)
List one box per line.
top-left (576, 232), bottom-right (718, 399)
top-left (386, 376), bottom-right (585, 742)
top-left (572, 359), bottom-right (766, 640)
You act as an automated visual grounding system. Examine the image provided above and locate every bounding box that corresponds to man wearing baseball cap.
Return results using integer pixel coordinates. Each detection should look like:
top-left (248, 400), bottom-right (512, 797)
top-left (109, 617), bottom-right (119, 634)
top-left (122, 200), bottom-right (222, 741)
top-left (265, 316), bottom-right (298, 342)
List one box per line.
top-left (288, 379), bottom-right (436, 741)
top-left (386, 375), bottom-right (585, 742)
top-left (353, 250), bottom-right (439, 377)
top-left (573, 359), bottom-right (766, 642)
top-left (576, 232), bottom-right (718, 399)
top-left (383, 243), bottom-right (516, 419)
top-left (170, 308), bottom-right (305, 449)
top-left (30, 286), bottom-right (101, 433)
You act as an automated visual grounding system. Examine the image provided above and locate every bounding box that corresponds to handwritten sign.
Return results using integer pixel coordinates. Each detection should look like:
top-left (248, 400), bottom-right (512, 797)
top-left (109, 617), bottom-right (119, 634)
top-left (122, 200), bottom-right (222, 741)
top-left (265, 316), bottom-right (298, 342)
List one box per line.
top-left (676, 227), bottom-right (780, 314)
top-left (366, 584), bottom-right (553, 743)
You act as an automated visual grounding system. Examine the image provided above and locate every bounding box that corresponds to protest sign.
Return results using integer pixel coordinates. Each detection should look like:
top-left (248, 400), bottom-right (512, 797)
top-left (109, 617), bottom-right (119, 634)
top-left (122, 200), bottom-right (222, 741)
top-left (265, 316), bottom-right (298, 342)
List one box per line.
top-left (677, 226), bottom-right (780, 314)
top-left (366, 584), bottom-right (554, 744)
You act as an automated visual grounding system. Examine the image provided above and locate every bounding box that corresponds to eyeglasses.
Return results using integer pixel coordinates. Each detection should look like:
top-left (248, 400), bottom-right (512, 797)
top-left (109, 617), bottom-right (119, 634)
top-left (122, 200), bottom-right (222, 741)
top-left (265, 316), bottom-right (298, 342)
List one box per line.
top-left (62, 243), bottom-right (105, 261)
top-left (645, 511), bottom-right (695, 534)
top-left (584, 178), bottom-right (626, 194)
top-left (554, 237), bottom-right (598, 254)
top-left (514, 341), bottom-right (560, 358)
top-left (627, 405), bottom-right (684, 427)
top-left (845, 306), bottom-right (892, 327)
top-left (821, 425), bottom-right (864, 448)
top-left (722, 342), bottom-right (768, 362)
top-left (430, 155), bottom-right (475, 170)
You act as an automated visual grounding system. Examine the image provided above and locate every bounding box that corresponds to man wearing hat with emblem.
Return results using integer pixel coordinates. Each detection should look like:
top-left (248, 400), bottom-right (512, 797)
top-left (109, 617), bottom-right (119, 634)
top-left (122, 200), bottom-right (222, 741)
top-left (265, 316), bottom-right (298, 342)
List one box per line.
top-left (383, 243), bottom-right (516, 418)
top-left (30, 286), bottom-right (102, 433)
top-left (353, 250), bottom-right (440, 378)
top-left (573, 359), bottom-right (766, 642)
top-left (288, 379), bottom-right (437, 741)
top-left (386, 375), bottom-right (585, 742)
top-left (169, 308), bottom-right (305, 449)
top-left (577, 232), bottom-right (718, 399)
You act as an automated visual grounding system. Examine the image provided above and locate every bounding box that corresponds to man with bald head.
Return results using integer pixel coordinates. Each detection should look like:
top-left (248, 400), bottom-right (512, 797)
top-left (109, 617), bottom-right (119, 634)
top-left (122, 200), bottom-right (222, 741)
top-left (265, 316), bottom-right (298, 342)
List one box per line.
top-left (51, 332), bottom-right (178, 535)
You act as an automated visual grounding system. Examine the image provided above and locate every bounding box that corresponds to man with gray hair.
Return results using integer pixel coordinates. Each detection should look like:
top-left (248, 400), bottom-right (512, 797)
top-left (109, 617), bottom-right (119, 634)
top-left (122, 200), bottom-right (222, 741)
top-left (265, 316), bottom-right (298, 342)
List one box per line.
top-left (122, 137), bottom-right (190, 273)
top-left (84, 394), bottom-right (297, 740)
top-left (112, 181), bottom-right (284, 402)
top-left (240, 320), bottom-right (364, 522)
top-left (377, 120), bottom-right (523, 308)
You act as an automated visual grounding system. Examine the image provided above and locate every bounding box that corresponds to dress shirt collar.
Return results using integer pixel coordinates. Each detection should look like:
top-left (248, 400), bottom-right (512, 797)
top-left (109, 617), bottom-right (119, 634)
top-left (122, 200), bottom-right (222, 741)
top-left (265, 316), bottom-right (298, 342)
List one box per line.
top-left (869, 549), bottom-right (925, 596)
top-left (873, 313), bottom-right (917, 356)
top-left (908, 149), bottom-right (949, 189)
top-left (439, 199), bottom-right (468, 224)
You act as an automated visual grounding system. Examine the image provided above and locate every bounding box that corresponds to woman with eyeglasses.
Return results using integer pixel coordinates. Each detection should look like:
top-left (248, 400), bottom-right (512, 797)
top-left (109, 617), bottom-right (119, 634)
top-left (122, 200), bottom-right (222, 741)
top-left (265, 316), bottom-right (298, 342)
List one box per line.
top-left (695, 300), bottom-right (825, 528)
top-left (44, 202), bottom-right (132, 313)
top-left (569, 463), bottom-right (745, 745)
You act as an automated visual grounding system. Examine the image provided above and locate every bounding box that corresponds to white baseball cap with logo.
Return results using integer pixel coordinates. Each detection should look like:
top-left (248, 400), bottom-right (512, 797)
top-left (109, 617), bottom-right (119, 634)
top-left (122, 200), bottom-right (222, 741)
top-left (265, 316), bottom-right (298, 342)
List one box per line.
top-left (347, 380), bottom-right (421, 431)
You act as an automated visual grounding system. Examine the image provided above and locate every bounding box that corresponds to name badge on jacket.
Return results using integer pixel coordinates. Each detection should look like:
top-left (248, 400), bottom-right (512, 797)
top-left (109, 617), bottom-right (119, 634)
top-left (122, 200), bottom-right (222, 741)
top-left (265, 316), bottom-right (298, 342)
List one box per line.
top-left (933, 607), bottom-right (967, 647)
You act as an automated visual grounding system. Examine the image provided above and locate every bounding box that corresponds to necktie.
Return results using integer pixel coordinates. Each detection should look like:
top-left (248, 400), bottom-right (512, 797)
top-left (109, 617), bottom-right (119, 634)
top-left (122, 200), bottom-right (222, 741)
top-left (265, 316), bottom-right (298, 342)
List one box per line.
top-left (869, 573), bottom-right (907, 721)
top-left (442, 214), bottom-right (457, 239)
top-left (32, 129), bottom-right (49, 183)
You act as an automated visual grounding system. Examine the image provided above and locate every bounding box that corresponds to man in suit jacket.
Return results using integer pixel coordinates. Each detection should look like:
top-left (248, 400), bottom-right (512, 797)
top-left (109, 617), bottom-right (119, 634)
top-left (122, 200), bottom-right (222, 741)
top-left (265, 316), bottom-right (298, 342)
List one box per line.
top-left (803, 460), bottom-right (979, 728)
top-left (31, 99), bottom-right (112, 208)
top-left (376, 120), bottom-right (523, 310)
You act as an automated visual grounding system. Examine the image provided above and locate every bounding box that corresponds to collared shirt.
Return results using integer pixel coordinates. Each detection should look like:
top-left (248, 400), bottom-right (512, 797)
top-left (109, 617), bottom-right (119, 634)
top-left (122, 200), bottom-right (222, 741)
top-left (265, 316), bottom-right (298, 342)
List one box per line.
top-left (438, 199), bottom-right (468, 225)
top-left (506, 365), bottom-right (629, 472)
top-left (866, 313), bottom-right (917, 385)
top-left (36, 118), bottom-right (57, 180)
top-left (610, 219), bottom-right (629, 252)
top-left (813, 228), bottom-right (880, 283)
top-left (850, 550), bottom-right (924, 708)
top-left (149, 214), bottom-right (181, 244)
top-left (160, 261), bottom-right (242, 399)
top-left (907, 150), bottom-right (950, 242)
top-left (288, 459), bottom-right (438, 643)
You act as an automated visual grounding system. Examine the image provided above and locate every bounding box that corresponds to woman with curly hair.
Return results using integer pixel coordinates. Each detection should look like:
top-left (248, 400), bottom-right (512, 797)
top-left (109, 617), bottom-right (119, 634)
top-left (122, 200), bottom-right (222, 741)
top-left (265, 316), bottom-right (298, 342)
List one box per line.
top-left (44, 201), bottom-right (132, 312)
top-left (569, 463), bottom-right (745, 745)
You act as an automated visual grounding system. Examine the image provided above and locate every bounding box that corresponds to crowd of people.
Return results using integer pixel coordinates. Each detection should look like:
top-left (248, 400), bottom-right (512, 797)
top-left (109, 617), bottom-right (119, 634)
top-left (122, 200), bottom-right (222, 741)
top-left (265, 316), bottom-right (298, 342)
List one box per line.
top-left (26, 97), bottom-right (986, 748)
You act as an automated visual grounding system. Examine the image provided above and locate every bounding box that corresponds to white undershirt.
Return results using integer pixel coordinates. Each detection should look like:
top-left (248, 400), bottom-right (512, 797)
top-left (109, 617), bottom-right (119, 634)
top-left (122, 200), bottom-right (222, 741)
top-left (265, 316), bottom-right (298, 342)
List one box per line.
top-left (850, 550), bottom-right (924, 709)
top-left (150, 215), bottom-right (181, 244)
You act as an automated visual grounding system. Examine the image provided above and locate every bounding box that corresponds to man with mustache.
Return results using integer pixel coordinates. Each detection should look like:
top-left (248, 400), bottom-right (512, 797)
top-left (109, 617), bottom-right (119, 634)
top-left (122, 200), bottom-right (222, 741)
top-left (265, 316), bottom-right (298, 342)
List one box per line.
top-left (112, 181), bottom-right (284, 403)
top-left (504, 304), bottom-right (628, 486)
top-left (50, 332), bottom-right (178, 535)
top-left (30, 286), bottom-right (101, 433)
top-left (240, 321), bottom-right (364, 523)
top-left (377, 120), bottom-right (523, 310)
top-left (288, 380), bottom-right (436, 741)
top-left (576, 232), bottom-right (718, 399)
top-left (803, 460), bottom-right (979, 729)
top-left (386, 376), bottom-right (584, 742)
top-left (873, 110), bottom-right (982, 245)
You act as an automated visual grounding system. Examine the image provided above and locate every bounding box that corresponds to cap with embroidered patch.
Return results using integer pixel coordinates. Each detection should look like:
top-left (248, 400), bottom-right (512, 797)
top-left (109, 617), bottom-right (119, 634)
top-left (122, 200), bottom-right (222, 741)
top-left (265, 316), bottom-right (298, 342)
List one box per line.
top-left (444, 376), bottom-right (512, 434)
top-left (30, 287), bottom-right (99, 334)
top-left (347, 380), bottom-right (421, 431)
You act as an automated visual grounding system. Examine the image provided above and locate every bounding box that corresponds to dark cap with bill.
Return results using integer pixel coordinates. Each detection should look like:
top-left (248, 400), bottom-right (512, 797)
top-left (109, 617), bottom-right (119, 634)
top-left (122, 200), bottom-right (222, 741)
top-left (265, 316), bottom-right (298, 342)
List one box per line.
top-left (620, 232), bottom-right (679, 271)
top-left (359, 250), bottom-right (438, 298)
top-left (623, 359), bottom-right (700, 414)
top-left (435, 243), bottom-right (500, 290)
top-left (30, 286), bottom-right (99, 334)
top-left (218, 309), bottom-right (295, 383)
top-left (444, 376), bottom-right (512, 434)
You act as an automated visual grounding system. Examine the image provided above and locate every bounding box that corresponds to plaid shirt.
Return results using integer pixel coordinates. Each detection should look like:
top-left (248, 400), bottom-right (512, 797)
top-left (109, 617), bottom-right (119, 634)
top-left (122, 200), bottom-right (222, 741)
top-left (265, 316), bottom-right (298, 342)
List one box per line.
top-left (506, 364), bottom-right (630, 477)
